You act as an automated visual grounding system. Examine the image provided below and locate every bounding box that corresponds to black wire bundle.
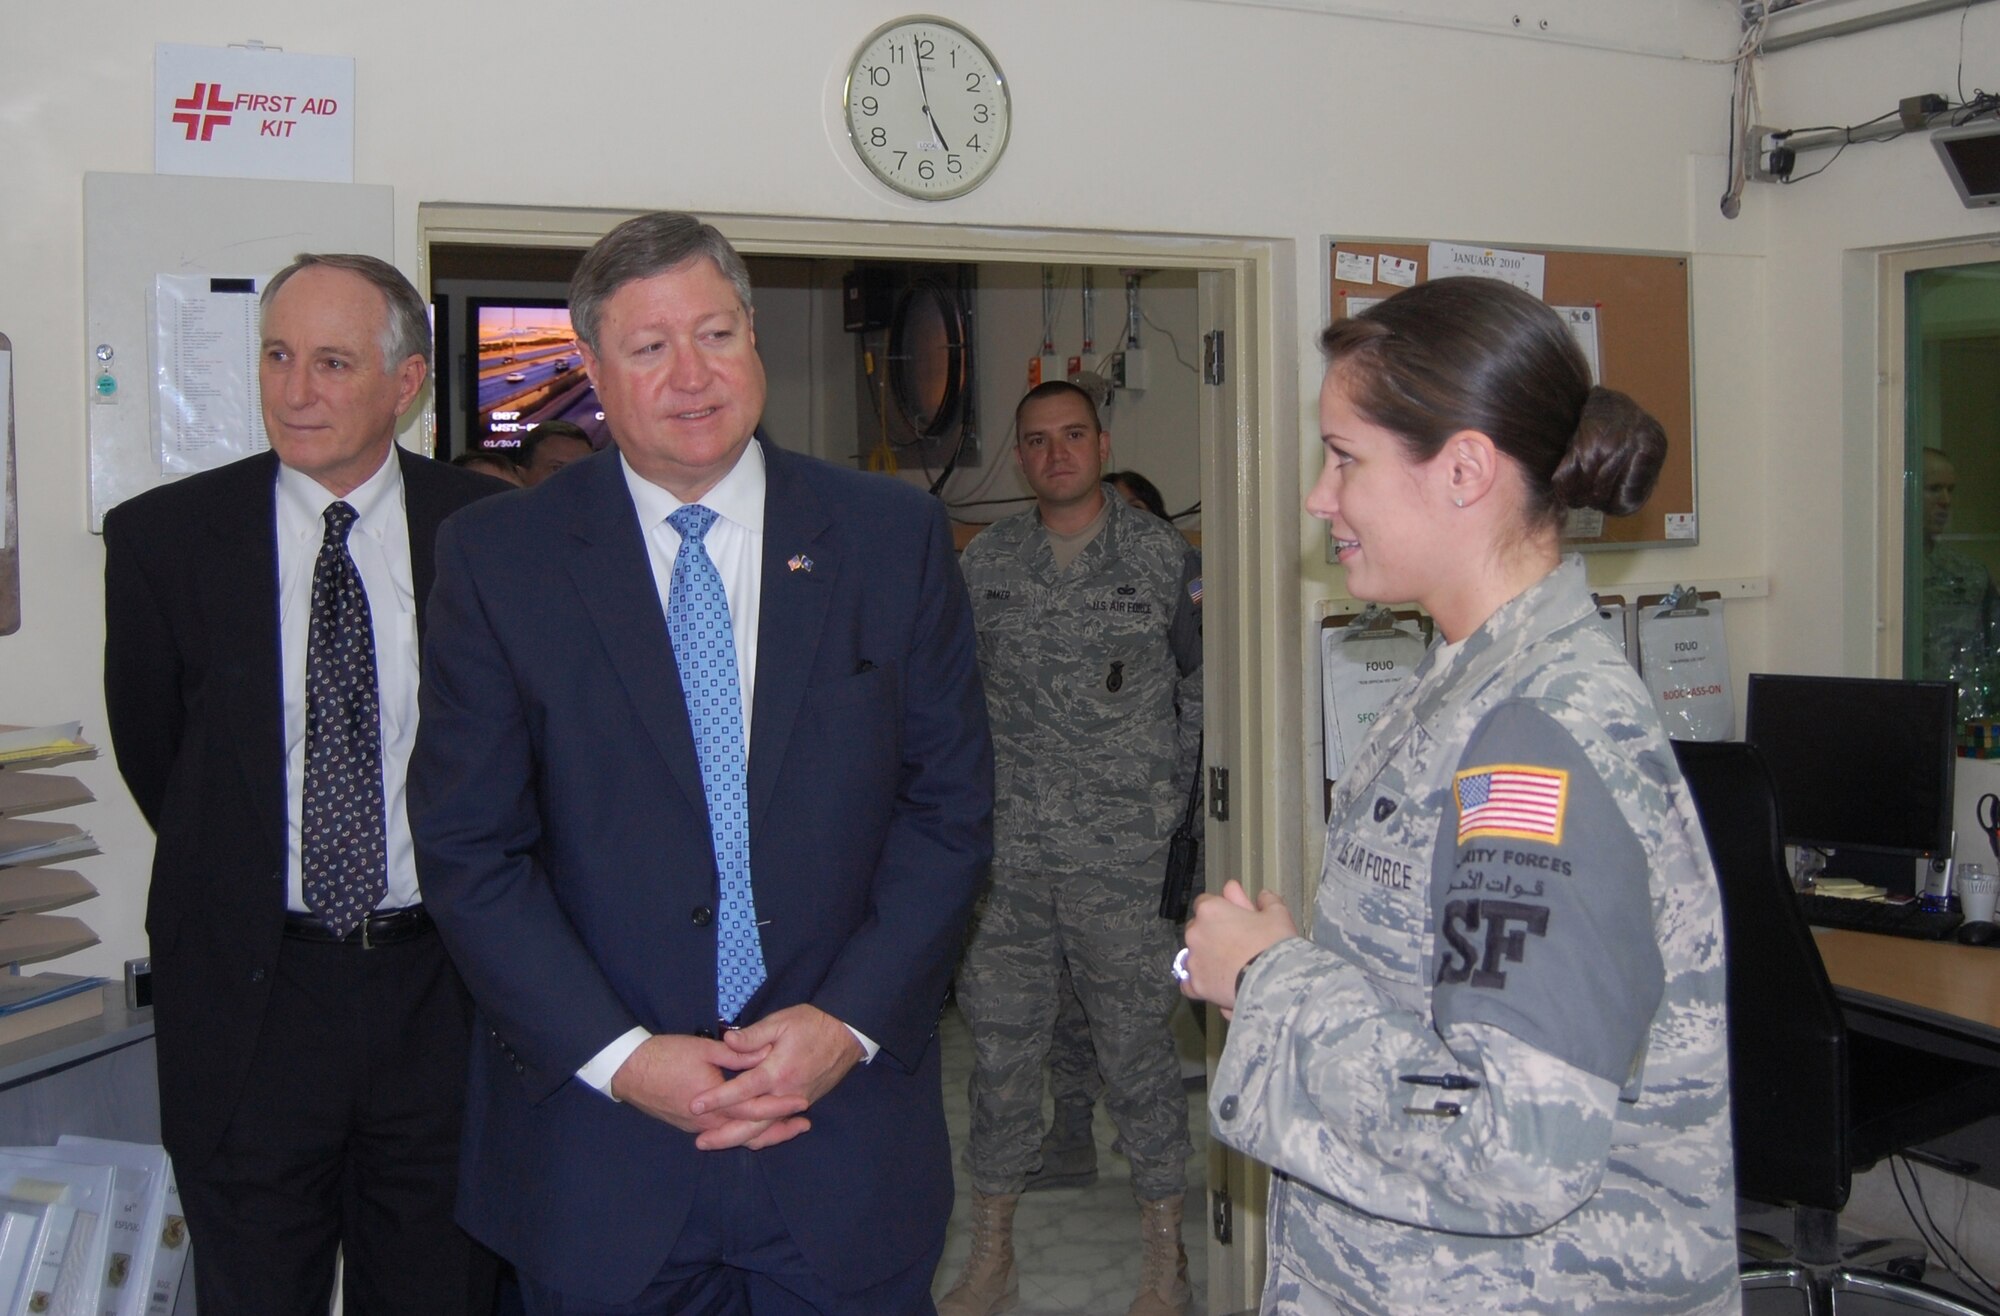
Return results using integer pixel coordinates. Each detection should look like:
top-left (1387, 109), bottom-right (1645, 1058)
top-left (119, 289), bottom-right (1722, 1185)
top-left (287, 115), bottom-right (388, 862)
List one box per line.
top-left (1890, 1154), bottom-right (2000, 1305)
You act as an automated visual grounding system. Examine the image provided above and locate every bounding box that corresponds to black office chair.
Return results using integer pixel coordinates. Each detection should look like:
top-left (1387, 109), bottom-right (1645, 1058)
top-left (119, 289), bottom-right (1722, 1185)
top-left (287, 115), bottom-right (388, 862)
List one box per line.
top-left (1672, 739), bottom-right (2000, 1315)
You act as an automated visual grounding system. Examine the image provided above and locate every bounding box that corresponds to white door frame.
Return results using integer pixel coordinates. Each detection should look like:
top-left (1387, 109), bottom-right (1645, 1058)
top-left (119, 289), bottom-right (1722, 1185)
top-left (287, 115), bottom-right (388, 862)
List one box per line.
top-left (416, 203), bottom-right (1308, 1311)
top-left (1876, 238), bottom-right (2000, 676)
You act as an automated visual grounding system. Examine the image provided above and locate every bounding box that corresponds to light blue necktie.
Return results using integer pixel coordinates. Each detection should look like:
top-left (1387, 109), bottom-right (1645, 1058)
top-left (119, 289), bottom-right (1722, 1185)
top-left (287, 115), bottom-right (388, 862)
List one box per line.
top-left (666, 505), bottom-right (765, 1022)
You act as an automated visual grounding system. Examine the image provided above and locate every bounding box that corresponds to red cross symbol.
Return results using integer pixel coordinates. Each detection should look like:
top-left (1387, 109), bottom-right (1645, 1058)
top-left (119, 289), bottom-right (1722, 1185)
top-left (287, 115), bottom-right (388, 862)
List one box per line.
top-left (171, 83), bottom-right (234, 141)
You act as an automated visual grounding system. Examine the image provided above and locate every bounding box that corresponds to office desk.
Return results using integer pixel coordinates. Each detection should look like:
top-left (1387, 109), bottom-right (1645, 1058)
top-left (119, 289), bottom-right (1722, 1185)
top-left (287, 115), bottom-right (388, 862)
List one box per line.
top-left (1814, 928), bottom-right (2000, 1044)
top-left (1815, 928), bottom-right (2000, 1190)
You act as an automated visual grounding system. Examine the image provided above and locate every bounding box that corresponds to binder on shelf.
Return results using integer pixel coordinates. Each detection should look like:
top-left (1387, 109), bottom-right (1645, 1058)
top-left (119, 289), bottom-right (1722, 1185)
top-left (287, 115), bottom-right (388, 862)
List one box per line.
top-left (0, 918), bottom-right (99, 967)
top-left (0, 776), bottom-right (92, 820)
top-left (0, 872), bottom-right (97, 918)
top-left (0, 720), bottom-right (103, 1042)
top-left (0, 727), bottom-right (96, 771)
top-left (0, 822), bottom-right (97, 871)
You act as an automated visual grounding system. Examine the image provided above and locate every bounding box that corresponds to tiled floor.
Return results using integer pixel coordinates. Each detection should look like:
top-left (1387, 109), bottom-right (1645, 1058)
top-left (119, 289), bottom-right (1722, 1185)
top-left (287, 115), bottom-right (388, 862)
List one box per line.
top-left (930, 1000), bottom-right (1212, 1316)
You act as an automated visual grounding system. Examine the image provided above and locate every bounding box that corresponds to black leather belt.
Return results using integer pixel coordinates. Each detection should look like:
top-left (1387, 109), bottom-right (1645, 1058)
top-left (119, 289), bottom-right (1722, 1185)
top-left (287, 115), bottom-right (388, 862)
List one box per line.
top-left (282, 905), bottom-right (433, 947)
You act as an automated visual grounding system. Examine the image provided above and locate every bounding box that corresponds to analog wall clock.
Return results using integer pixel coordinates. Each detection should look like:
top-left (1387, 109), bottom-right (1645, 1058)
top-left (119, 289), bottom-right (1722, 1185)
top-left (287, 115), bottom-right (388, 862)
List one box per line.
top-left (843, 16), bottom-right (1011, 200)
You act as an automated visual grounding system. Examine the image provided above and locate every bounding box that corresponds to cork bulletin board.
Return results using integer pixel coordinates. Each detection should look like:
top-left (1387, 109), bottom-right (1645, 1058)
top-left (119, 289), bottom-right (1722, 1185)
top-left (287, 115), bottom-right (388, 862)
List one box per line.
top-left (1326, 239), bottom-right (1696, 550)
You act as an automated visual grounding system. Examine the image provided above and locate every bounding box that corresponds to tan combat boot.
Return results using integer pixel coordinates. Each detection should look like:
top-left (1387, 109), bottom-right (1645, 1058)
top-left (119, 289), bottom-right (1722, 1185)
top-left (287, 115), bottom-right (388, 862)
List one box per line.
top-left (1127, 1193), bottom-right (1191, 1316)
top-left (937, 1191), bottom-right (1021, 1316)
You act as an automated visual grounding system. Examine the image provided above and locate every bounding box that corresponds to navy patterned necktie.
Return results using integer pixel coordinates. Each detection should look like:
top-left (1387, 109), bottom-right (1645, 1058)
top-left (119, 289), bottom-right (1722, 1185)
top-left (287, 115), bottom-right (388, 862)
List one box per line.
top-left (301, 500), bottom-right (388, 937)
top-left (666, 505), bottom-right (766, 1022)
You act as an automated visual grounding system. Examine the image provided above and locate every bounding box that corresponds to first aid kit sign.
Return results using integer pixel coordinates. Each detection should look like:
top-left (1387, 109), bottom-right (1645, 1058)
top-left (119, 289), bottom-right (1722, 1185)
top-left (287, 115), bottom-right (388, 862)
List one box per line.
top-left (156, 43), bottom-right (354, 182)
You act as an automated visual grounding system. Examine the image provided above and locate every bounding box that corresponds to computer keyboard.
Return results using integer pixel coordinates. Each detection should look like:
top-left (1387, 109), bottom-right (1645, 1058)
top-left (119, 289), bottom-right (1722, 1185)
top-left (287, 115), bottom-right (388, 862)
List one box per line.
top-left (1798, 892), bottom-right (1963, 940)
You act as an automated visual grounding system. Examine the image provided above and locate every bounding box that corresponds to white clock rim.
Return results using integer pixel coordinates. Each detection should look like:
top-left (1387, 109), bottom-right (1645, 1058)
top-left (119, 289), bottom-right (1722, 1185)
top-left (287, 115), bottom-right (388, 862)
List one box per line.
top-left (841, 14), bottom-right (1011, 202)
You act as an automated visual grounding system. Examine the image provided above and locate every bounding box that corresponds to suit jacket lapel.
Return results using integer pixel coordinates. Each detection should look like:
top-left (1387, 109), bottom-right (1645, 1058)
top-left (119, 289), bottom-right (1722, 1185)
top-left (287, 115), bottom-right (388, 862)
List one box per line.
top-left (747, 441), bottom-right (835, 830)
top-left (201, 451), bottom-right (288, 860)
top-left (559, 454), bottom-right (708, 815)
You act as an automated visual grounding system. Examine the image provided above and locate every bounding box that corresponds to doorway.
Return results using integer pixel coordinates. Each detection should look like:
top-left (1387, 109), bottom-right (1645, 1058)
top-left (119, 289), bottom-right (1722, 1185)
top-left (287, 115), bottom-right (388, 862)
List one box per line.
top-left (1899, 256), bottom-right (2000, 719)
top-left (1879, 242), bottom-right (2000, 702)
top-left (415, 203), bottom-right (1302, 1313)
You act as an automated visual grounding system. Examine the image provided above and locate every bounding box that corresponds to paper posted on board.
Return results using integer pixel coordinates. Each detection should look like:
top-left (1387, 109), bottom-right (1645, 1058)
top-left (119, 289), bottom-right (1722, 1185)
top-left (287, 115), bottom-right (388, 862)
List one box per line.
top-left (153, 274), bottom-right (271, 474)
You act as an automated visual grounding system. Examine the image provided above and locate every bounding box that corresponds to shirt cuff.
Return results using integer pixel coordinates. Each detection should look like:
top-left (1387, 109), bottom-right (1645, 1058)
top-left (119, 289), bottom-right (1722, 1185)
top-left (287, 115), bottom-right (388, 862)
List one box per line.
top-left (845, 1023), bottom-right (880, 1064)
top-left (577, 1027), bottom-right (652, 1098)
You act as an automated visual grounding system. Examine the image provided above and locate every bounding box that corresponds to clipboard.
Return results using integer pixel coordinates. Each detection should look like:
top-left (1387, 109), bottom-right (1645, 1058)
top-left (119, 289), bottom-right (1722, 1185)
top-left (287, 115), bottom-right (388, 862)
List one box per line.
top-left (1590, 592), bottom-right (1631, 664)
top-left (1319, 606), bottom-right (1431, 816)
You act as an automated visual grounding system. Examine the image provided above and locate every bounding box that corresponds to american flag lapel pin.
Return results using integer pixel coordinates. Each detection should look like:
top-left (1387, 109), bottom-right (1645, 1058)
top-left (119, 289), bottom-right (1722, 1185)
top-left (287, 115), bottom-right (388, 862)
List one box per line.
top-left (787, 553), bottom-right (814, 574)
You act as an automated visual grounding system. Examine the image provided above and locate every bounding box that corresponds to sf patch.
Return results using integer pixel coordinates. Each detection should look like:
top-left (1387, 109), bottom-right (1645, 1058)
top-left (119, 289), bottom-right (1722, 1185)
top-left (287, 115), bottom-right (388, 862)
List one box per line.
top-left (1453, 763), bottom-right (1567, 846)
top-left (1436, 898), bottom-right (1550, 988)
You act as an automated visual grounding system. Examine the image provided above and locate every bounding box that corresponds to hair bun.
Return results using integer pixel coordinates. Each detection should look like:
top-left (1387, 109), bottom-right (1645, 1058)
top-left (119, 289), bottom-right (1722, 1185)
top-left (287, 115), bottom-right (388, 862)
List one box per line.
top-left (1549, 386), bottom-right (1665, 516)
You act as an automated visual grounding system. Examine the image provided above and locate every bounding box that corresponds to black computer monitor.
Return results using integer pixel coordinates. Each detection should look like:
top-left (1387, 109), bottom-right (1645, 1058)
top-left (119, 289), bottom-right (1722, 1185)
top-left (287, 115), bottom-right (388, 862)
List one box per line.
top-left (1744, 673), bottom-right (1958, 893)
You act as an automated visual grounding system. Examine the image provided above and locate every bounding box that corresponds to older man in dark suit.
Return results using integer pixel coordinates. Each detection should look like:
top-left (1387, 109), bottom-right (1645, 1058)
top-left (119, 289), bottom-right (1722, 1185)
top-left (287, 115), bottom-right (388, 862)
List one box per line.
top-left (103, 253), bottom-right (503, 1314)
top-left (410, 212), bottom-right (992, 1315)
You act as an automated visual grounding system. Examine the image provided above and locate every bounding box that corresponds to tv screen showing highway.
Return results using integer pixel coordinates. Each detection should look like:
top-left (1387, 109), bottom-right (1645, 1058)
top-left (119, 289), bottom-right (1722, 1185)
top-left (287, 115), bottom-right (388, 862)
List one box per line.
top-left (469, 302), bottom-right (608, 452)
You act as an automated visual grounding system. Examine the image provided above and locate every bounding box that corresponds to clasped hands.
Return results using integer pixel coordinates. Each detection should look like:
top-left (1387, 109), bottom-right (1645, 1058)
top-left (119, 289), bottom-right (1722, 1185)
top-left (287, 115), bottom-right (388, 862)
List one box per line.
top-left (1178, 879), bottom-right (1300, 1019)
top-left (609, 1003), bottom-right (864, 1151)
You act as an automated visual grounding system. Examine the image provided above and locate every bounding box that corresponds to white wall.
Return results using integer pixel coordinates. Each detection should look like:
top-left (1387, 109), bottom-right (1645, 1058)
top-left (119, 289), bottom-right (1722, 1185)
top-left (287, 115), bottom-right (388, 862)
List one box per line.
top-left (1750, 5), bottom-right (2000, 677)
top-left (0, 0), bottom-right (1752, 973)
top-left (962, 263), bottom-right (1203, 526)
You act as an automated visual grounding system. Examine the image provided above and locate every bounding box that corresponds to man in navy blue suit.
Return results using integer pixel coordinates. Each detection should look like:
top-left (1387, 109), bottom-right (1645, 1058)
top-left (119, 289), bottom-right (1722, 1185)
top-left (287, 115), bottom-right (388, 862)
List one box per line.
top-left (411, 212), bottom-right (993, 1315)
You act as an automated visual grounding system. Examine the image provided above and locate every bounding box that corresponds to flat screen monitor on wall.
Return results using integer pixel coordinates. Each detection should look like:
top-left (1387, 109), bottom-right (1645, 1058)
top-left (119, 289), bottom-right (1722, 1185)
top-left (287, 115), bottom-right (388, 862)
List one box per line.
top-left (1744, 673), bottom-right (1958, 892)
top-left (463, 298), bottom-right (605, 454)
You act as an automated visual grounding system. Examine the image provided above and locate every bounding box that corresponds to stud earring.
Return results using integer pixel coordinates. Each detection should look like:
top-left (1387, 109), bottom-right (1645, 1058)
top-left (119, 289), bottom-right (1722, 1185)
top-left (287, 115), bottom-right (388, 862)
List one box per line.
top-left (1454, 496), bottom-right (1465, 508)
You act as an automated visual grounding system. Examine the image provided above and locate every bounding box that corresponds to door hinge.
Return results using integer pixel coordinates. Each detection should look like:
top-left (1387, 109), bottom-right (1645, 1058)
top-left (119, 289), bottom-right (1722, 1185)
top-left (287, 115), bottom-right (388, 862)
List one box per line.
top-left (1202, 329), bottom-right (1226, 385)
top-left (1212, 1185), bottom-right (1233, 1244)
top-left (1208, 766), bottom-right (1229, 822)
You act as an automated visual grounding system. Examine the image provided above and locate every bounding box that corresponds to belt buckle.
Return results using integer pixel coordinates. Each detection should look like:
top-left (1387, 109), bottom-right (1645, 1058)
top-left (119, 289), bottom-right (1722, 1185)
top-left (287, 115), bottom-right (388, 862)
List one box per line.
top-left (360, 915), bottom-right (374, 951)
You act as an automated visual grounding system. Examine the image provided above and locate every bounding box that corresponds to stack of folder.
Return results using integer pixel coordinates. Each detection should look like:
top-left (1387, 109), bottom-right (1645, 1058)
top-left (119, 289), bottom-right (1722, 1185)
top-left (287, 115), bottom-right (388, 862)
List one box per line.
top-left (0, 725), bottom-right (104, 1047)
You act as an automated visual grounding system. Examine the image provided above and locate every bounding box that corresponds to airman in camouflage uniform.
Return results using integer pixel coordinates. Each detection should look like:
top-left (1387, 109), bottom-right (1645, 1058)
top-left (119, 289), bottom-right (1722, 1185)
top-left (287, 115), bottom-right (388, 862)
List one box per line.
top-left (1212, 557), bottom-right (1739, 1315)
top-left (940, 383), bottom-right (1201, 1316)
top-left (1919, 448), bottom-right (2000, 711)
top-left (1924, 542), bottom-right (1999, 697)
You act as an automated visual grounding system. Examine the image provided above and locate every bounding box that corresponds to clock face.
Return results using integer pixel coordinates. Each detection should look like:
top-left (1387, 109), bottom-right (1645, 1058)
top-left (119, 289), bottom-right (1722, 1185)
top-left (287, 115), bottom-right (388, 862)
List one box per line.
top-left (844, 17), bottom-right (1010, 200)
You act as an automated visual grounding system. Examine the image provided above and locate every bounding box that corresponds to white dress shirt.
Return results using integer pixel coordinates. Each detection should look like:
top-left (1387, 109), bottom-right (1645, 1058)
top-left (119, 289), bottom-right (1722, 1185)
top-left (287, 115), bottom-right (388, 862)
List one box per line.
top-left (275, 451), bottom-right (420, 913)
top-left (579, 442), bottom-right (876, 1097)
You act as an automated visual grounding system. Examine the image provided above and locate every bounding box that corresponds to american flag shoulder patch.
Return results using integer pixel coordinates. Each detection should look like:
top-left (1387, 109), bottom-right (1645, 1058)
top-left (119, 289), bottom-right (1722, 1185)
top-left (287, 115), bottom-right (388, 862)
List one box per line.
top-left (1453, 763), bottom-right (1568, 845)
top-left (1188, 576), bottom-right (1203, 605)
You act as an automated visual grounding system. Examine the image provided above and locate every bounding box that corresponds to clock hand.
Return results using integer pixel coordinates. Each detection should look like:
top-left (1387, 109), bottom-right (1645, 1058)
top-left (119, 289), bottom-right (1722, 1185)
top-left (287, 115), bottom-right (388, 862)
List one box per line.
top-left (913, 41), bottom-right (952, 150)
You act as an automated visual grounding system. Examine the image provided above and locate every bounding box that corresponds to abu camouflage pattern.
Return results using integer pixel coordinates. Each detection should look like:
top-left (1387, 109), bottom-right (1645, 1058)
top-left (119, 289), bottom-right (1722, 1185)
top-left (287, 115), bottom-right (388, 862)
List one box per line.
top-left (957, 855), bottom-right (1193, 1199)
top-left (1212, 558), bottom-right (1738, 1315)
top-left (956, 492), bottom-right (1203, 1201)
top-left (960, 494), bottom-right (1202, 874)
top-left (1922, 540), bottom-right (2000, 694)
